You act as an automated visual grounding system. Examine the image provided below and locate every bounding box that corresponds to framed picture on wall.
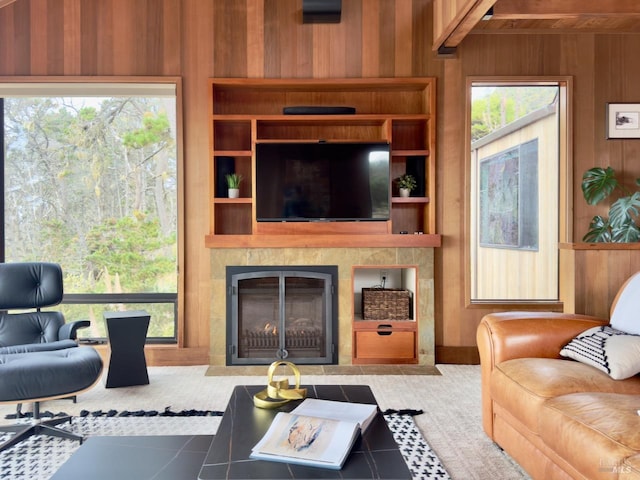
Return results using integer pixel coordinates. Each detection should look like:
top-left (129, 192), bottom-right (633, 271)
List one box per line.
top-left (607, 103), bottom-right (640, 139)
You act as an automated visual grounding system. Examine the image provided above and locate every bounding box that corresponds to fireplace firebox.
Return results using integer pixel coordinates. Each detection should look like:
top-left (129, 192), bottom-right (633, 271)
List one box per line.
top-left (226, 266), bottom-right (338, 365)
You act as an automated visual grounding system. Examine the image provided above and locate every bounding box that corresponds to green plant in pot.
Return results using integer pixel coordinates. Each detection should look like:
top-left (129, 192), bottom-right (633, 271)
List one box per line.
top-left (396, 174), bottom-right (417, 197)
top-left (581, 166), bottom-right (640, 242)
top-left (225, 173), bottom-right (242, 199)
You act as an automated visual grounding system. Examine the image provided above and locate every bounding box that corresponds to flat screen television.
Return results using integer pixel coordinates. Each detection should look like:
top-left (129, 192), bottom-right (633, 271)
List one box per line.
top-left (256, 142), bottom-right (391, 222)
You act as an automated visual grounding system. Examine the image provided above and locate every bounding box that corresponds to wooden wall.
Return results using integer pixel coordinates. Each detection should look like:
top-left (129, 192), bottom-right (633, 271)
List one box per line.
top-left (0, 0), bottom-right (638, 364)
top-left (0, 0), bottom-right (441, 364)
top-left (438, 33), bottom-right (640, 362)
top-left (560, 244), bottom-right (640, 318)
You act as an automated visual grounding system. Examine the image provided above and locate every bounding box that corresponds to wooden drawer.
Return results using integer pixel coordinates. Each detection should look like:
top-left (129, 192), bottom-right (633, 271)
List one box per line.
top-left (353, 329), bottom-right (417, 363)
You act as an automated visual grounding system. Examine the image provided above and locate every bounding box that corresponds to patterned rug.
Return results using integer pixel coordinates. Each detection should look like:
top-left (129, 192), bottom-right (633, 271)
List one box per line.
top-left (384, 412), bottom-right (450, 480)
top-left (0, 409), bottom-right (450, 480)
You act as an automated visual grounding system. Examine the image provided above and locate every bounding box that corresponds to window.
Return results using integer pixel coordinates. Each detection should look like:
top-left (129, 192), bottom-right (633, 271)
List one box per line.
top-left (1, 81), bottom-right (181, 342)
top-left (469, 80), bottom-right (570, 303)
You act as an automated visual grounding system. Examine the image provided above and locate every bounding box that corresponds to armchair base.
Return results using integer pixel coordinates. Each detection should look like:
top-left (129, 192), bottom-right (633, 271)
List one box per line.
top-left (0, 405), bottom-right (82, 453)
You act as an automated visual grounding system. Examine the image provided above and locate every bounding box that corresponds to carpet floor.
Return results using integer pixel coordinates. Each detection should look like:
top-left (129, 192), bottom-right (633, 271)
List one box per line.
top-left (0, 364), bottom-right (529, 480)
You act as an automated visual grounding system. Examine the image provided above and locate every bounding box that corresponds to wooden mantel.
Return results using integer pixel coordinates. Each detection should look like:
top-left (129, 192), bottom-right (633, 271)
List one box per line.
top-left (205, 234), bottom-right (442, 249)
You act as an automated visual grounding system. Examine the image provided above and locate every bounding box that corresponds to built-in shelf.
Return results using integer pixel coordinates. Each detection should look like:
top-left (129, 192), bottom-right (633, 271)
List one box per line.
top-left (207, 78), bottom-right (438, 247)
top-left (559, 242), bottom-right (640, 250)
top-left (352, 265), bottom-right (418, 364)
top-left (213, 198), bottom-right (252, 204)
top-left (392, 196), bottom-right (430, 204)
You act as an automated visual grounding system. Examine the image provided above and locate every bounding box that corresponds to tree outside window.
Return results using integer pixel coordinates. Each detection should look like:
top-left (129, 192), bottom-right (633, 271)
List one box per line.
top-left (2, 92), bottom-right (178, 340)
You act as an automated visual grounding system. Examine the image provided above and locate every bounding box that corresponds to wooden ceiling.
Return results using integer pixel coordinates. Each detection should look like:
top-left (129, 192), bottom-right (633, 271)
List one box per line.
top-left (475, 0), bottom-right (640, 34)
top-left (2, 0), bottom-right (638, 45)
top-left (0, 0), bottom-right (17, 9)
top-left (434, 0), bottom-right (640, 54)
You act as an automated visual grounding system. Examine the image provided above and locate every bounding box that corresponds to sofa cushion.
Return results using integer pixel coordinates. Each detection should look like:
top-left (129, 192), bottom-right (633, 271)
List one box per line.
top-left (610, 271), bottom-right (640, 335)
top-left (540, 393), bottom-right (640, 480)
top-left (492, 358), bottom-right (640, 435)
top-left (0, 347), bottom-right (103, 402)
top-left (0, 339), bottom-right (77, 354)
top-left (560, 325), bottom-right (640, 380)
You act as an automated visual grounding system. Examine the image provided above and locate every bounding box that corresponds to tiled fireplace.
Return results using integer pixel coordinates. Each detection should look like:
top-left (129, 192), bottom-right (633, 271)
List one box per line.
top-left (209, 247), bottom-right (435, 366)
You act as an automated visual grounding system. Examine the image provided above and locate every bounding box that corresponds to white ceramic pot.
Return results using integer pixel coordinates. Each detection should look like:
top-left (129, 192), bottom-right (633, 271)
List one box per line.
top-left (399, 188), bottom-right (410, 198)
top-left (228, 188), bottom-right (240, 198)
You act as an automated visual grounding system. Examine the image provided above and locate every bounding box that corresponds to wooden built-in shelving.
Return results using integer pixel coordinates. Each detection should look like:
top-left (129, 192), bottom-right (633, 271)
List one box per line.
top-left (352, 266), bottom-right (418, 364)
top-left (206, 78), bottom-right (439, 248)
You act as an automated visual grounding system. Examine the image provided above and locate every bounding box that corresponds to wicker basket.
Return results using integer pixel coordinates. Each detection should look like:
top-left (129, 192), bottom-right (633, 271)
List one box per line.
top-left (361, 288), bottom-right (411, 320)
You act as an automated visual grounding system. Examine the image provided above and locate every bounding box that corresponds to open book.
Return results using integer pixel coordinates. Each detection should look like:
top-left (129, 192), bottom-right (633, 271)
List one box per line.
top-left (250, 398), bottom-right (378, 470)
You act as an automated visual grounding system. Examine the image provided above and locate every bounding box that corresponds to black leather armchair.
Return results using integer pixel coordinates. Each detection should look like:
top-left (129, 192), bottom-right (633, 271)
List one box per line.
top-left (0, 262), bottom-right (89, 354)
top-left (0, 262), bottom-right (103, 452)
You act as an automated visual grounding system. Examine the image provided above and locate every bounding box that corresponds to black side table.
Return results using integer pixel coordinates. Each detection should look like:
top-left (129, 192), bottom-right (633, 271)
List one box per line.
top-left (104, 310), bottom-right (150, 388)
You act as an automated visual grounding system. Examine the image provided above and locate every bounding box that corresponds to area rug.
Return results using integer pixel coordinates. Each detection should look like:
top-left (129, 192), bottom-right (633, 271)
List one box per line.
top-left (0, 409), bottom-right (450, 480)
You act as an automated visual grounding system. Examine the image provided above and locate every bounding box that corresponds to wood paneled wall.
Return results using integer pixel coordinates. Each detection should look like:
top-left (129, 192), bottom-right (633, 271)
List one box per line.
top-left (0, 0), bottom-right (638, 364)
top-left (560, 244), bottom-right (640, 318)
top-left (0, 0), bottom-right (441, 364)
top-left (438, 33), bottom-right (640, 361)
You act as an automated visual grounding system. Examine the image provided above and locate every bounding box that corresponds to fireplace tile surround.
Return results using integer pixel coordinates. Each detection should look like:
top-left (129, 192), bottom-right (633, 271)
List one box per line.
top-left (209, 247), bottom-right (434, 366)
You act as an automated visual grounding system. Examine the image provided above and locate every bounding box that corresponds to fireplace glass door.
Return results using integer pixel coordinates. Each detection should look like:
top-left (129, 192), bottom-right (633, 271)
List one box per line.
top-left (227, 268), bottom-right (336, 365)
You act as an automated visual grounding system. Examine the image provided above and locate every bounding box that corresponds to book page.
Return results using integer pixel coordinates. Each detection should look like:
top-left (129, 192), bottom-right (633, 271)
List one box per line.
top-left (252, 412), bottom-right (360, 468)
top-left (290, 398), bottom-right (377, 432)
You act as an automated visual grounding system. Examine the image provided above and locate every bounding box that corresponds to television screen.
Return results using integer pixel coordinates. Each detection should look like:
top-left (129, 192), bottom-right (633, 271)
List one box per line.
top-left (256, 142), bottom-right (390, 222)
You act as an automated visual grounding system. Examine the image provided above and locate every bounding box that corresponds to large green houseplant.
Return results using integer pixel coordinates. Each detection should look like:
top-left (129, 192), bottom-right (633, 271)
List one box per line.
top-left (581, 166), bottom-right (640, 242)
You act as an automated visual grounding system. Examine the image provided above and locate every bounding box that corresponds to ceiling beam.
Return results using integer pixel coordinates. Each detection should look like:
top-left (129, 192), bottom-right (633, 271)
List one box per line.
top-left (432, 0), bottom-right (498, 54)
top-left (444, 0), bottom-right (497, 48)
top-left (0, 0), bottom-right (17, 8)
top-left (492, 0), bottom-right (640, 20)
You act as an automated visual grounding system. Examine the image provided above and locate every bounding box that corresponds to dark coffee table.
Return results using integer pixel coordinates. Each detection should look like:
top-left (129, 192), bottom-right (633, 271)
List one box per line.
top-left (198, 384), bottom-right (411, 479)
top-left (51, 435), bottom-right (213, 480)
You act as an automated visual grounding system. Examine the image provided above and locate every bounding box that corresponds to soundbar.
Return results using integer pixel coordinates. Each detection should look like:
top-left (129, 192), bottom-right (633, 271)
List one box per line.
top-left (283, 106), bottom-right (356, 115)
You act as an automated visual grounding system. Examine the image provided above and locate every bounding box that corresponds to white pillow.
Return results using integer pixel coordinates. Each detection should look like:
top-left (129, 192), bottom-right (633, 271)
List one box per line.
top-left (610, 272), bottom-right (640, 335)
top-left (560, 325), bottom-right (640, 380)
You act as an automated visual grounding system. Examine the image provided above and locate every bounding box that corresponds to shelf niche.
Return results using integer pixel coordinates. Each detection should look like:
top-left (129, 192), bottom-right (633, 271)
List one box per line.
top-left (352, 266), bottom-right (418, 364)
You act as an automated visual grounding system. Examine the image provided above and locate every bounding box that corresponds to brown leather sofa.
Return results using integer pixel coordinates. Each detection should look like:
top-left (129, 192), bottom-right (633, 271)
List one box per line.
top-left (477, 309), bottom-right (640, 480)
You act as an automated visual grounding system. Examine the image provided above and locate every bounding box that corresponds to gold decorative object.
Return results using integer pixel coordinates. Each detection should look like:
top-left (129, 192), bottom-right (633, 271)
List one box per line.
top-left (253, 361), bottom-right (307, 409)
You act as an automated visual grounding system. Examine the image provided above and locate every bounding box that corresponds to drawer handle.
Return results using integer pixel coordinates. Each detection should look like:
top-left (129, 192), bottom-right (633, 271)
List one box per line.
top-left (377, 324), bottom-right (392, 336)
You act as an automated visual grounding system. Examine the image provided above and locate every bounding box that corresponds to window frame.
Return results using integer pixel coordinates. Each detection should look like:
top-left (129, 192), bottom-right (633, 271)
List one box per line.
top-left (0, 76), bottom-right (185, 344)
top-left (465, 76), bottom-right (573, 309)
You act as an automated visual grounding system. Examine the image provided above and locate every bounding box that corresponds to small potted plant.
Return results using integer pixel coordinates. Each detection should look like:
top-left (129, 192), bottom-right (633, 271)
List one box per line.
top-left (225, 173), bottom-right (243, 198)
top-left (395, 174), bottom-right (417, 198)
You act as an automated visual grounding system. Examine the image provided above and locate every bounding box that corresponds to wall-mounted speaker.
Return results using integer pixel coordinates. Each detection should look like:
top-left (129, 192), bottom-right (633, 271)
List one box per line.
top-left (303, 0), bottom-right (342, 24)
